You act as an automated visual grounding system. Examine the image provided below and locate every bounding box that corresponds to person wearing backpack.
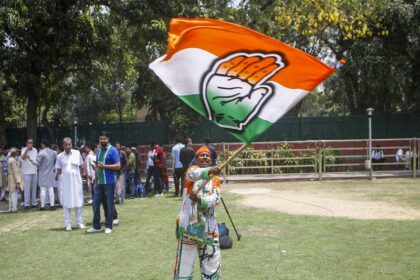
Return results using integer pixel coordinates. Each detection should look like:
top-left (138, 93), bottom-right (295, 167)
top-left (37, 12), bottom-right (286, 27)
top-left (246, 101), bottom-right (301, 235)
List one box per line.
top-left (173, 145), bottom-right (221, 280)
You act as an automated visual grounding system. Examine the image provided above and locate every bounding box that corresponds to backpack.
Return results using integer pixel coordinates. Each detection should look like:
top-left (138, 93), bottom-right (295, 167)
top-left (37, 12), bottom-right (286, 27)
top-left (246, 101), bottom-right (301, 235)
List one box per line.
top-left (134, 183), bottom-right (146, 197)
top-left (218, 223), bottom-right (233, 250)
top-left (218, 223), bottom-right (229, 238)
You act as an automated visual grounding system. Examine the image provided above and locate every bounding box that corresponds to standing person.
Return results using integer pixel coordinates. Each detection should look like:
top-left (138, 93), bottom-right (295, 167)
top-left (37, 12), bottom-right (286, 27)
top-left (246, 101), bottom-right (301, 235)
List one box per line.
top-left (85, 145), bottom-right (97, 204)
top-left (36, 139), bottom-right (57, 211)
top-left (145, 143), bottom-right (155, 194)
top-left (7, 148), bottom-right (22, 212)
top-left (80, 145), bottom-right (88, 161)
top-left (51, 144), bottom-right (62, 206)
top-left (115, 143), bottom-right (128, 204)
top-left (0, 147), bottom-right (6, 201)
top-left (204, 138), bottom-right (217, 166)
top-left (55, 138), bottom-right (85, 231)
top-left (180, 138), bottom-right (196, 184)
top-left (20, 139), bottom-right (38, 209)
top-left (152, 143), bottom-right (164, 197)
top-left (161, 145), bottom-right (169, 192)
top-left (130, 145), bottom-right (141, 185)
top-left (171, 138), bottom-right (185, 197)
top-left (87, 131), bottom-right (120, 234)
top-left (125, 146), bottom-right (136, 197)
top-left (173, 145), bottom-right (221, 279)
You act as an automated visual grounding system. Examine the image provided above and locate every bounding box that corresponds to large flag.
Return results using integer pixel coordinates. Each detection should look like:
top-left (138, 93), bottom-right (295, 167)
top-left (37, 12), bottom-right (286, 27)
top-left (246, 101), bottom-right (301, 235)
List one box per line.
top-left (150, 18), bottom-right (334, 143)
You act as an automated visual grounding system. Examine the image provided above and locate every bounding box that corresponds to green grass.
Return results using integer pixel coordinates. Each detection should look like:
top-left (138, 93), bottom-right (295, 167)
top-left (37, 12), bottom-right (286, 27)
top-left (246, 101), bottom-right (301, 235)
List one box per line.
top-left (1, 178), bottom-right (420, 280)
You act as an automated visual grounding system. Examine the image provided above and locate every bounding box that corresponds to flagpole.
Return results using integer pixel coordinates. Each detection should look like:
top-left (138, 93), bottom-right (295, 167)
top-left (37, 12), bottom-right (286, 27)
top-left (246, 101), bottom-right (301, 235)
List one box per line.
top-left (196, 143), bottom-right (249, 192)
top-left (219, 143), bottom-right (249, 171)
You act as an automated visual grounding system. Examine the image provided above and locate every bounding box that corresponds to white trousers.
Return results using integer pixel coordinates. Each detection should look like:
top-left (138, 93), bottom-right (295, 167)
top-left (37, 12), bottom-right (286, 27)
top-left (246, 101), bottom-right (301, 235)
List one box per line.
top-left (63, 207), bottom-right (83, 227)
top-left (40, 186), bottom-right (55, 207)
top-left (0, 187), bottom-right (6, 200)
top-left (24, 174), bottom-right (38, 206)
top-left (8, 191), bottom-right (17, 212)
top-left (174, 241), bottom-right (221, 280)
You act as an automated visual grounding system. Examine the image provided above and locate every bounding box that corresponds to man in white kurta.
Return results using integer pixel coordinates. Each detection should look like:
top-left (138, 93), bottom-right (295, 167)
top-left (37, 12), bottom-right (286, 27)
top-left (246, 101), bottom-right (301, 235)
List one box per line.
top-left (55, 138), bottom-right (85, 231)
top-left (20, 139), bottom-right (38, 208)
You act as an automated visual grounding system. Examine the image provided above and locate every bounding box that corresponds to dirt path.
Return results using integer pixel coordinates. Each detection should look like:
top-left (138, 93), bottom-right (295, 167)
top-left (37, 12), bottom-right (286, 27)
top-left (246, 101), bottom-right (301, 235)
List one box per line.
top-left (227, 183), bottom-right (420, 220)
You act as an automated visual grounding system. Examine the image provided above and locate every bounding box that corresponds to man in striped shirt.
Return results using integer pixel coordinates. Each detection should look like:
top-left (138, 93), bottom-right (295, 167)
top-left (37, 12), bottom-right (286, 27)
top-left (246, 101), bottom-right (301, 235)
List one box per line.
top-left (87, 131), bottom-right (120, 234)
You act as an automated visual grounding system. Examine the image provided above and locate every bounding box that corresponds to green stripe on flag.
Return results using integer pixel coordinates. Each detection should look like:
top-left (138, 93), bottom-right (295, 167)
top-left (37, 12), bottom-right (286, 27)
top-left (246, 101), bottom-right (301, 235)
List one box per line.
top-left (178, 94), bottom-right (206, 117)
top-left (178, 94), bottom-right (273, 143)
top-left (230, 117), bottom-right (272, 143)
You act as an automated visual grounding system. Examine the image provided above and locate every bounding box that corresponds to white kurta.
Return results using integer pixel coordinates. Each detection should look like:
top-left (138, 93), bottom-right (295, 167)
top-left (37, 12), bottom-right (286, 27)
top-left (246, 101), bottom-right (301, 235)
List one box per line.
top-left (55, 149), bottom-right (84, 208)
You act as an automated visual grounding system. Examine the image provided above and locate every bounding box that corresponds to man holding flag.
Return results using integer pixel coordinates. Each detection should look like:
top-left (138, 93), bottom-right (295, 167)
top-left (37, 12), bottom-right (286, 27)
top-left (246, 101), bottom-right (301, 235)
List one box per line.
top-left (150, 18), bottom-right (335, 279)
top-left (174, 145), bottom-right (221, 280)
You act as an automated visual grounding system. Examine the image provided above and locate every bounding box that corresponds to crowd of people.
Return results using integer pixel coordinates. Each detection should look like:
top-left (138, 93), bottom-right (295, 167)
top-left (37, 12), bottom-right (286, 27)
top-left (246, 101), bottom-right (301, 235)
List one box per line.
top-left (0, 134), bottom-right (218, 223)
top-left (1, 132), bottom-right (223, 278)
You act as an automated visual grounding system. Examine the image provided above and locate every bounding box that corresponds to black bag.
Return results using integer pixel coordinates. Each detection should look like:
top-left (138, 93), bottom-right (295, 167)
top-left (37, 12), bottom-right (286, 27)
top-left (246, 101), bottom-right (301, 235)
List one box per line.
top-left (219, 235), bottom-right (233, 250)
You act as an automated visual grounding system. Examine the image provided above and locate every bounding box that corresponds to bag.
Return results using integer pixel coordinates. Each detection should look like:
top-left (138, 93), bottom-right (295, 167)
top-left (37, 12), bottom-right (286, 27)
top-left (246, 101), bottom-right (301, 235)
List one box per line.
top-left (219, 235), bottom-right (233, 250)
top-left (218, 223), bottom-right (233, 249)
top-left (218, 223), bottom-right (229, 238)
top-left (134, 183), bottom-right (146, 197)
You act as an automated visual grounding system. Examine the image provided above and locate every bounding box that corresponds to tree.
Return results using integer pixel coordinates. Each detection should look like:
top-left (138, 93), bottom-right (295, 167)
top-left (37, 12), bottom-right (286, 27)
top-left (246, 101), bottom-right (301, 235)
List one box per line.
top-left (1, 1), bottom-right (112, 141)
top-left (269, 0), bottom-right (419, 114)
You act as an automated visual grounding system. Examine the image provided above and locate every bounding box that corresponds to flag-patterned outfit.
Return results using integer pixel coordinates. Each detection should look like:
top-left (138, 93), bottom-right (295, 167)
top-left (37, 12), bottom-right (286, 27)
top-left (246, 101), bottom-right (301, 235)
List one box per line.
top-left (174, 165), bottom-right (221, 280)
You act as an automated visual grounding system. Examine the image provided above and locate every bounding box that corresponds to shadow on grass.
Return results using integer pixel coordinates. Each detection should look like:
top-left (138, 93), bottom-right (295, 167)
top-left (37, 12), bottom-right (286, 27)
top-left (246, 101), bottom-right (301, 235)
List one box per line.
top-left (48, 227), bottom-right (67, 232)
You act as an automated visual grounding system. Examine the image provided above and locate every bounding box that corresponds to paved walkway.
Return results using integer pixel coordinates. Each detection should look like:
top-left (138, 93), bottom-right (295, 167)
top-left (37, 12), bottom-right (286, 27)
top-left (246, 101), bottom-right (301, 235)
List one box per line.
top-left (221, 170), bottom-right (420, 183)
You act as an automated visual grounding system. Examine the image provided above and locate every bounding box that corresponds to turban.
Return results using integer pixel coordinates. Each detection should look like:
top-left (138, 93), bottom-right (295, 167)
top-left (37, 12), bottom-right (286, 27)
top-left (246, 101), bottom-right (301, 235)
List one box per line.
top-left (195, 145), bottom-right (211, 156)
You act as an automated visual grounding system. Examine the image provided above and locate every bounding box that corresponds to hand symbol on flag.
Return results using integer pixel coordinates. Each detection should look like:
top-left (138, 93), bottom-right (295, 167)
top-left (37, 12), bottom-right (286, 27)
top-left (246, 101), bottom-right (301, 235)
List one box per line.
top-left (203, 53), bottom-right (285, 131)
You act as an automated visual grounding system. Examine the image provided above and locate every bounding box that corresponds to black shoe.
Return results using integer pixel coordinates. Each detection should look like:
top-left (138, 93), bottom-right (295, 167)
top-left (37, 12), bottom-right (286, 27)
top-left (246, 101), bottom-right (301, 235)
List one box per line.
top-left (25, 206), bottom-right (30, 210)
top-left (40, 207), bottom-right (45, 211)
top-left (50, 206), bottom-right (56, 211)
top-left (31, 205), bottom-right (36, 208)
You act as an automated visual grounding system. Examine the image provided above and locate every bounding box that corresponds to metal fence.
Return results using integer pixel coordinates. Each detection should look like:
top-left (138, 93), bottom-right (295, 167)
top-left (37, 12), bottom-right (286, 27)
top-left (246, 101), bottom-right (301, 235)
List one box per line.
top-left (139, 138), bottom-right (419, 180)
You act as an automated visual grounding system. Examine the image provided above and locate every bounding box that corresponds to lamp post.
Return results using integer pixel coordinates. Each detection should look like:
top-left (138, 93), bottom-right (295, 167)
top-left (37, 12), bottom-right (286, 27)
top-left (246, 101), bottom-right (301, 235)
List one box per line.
top-left (74, 119), bottom-right (78, 147)
top-left (366, 108), bottom-right (374, 179)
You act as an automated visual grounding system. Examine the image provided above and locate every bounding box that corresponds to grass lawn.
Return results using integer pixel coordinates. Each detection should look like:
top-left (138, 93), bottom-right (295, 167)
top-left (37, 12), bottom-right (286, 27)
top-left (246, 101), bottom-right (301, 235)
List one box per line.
top-left (0, 178), bottom-right (420, 279)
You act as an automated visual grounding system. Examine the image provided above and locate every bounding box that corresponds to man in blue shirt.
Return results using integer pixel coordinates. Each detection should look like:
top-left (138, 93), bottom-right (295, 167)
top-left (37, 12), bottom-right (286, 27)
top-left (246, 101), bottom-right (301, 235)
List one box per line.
top-left (87, 131), bottom-right (120, 234)
top-left (171, 138), bottom-right (185, 197)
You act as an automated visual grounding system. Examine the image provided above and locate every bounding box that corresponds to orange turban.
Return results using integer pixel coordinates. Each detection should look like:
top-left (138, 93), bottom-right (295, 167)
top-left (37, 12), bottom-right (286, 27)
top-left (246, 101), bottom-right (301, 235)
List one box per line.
top-left (195, 145), bottom-right (211, 156)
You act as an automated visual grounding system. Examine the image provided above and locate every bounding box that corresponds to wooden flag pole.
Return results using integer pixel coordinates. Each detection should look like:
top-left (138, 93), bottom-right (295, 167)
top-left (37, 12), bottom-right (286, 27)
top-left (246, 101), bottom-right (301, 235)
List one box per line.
top-left (196, 143), bottom-right (249, 192)
top-left (219, 143), bottom-right (249, 171)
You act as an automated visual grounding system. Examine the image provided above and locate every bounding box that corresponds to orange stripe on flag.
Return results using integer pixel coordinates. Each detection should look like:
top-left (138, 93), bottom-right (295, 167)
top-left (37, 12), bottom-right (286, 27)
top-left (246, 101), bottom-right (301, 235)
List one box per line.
top-left (163, 18), bottom-right (334, 91)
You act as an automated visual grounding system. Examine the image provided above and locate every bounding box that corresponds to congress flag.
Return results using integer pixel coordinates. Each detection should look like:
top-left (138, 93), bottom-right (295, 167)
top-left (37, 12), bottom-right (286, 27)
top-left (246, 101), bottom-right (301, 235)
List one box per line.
top-left (150, 18), bottom-right (334, 143)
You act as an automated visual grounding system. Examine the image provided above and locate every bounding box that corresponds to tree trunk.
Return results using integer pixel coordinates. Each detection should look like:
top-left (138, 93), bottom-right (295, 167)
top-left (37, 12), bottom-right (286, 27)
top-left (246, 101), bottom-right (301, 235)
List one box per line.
top-left (26, 93), bottom-right (39, 141)
top-left (342, 72), bottom-right (360, 114)
top-left (0, 93), bottom-right (7, 147)
top-left (41, 101), bottom-right (54, 141)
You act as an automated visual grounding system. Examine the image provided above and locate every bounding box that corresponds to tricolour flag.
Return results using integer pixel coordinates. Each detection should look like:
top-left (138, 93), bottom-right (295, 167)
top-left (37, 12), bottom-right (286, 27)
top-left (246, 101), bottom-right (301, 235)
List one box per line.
top-left (150, 18), bottom-right (334, 143)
